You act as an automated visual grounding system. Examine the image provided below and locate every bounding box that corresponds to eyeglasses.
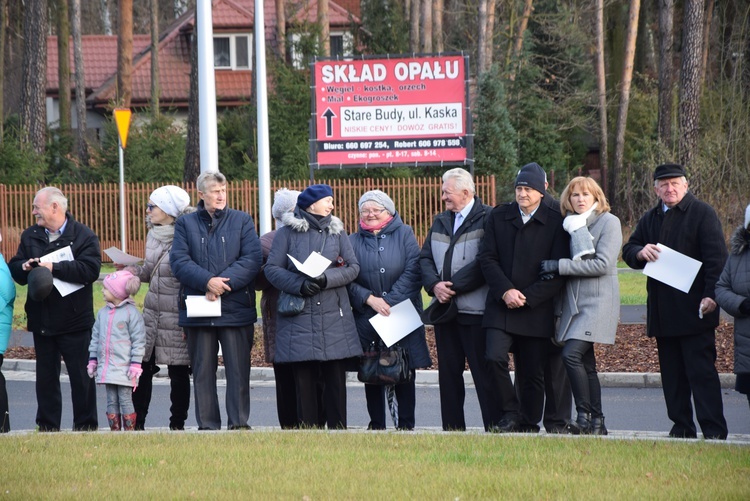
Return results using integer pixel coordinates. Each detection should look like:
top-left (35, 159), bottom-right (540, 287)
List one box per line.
top-left (146, 203), bottom-right (158, 211)
top-left (359, 208), bottom-right (386, 216)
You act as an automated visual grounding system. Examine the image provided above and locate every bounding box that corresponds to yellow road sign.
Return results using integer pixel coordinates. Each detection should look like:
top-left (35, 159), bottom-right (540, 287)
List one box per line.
top-left (113, 108), bottom-right (132, 149)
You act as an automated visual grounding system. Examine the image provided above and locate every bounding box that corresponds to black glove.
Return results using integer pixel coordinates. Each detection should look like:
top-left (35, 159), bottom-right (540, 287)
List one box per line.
top-left (539, 260), bottom-right (560, 281)
top-left (300, 279), bottom-right (322, 297)
top-left (740, 298), bottom-right (750, 315)
top-left (311, 274), bottom-right (327, 289)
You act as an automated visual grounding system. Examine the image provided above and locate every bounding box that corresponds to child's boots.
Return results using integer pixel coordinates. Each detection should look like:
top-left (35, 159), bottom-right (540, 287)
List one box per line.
top-left (122, 413), bottom-right (137, 431)
top-left (107, 413), bottom-right (121, 431)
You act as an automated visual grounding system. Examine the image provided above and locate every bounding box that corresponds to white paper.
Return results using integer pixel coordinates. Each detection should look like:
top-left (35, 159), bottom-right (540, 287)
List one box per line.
top-left (104, 246), bottom-right (143, 266)
top-left (288, 252), bottom-right (332, 277)
top-left (643, 243), bottom-right (702, 294)
top-left (39, 246), bottom-right (84, 297)
top-left (185, 295), bottom-right (222, 317)
top-left (368, 300), bottom-right (424, 347)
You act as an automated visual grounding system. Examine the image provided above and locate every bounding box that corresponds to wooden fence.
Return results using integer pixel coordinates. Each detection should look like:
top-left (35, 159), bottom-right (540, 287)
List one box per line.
top-left (0, 176), bottom-right (496, 262)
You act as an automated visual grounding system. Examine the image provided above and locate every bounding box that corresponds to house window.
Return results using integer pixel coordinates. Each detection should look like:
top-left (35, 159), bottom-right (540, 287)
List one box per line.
top-left (289, 31), bottom-right (353, 69)
top-left (330, 35), bottom-right (344, 59)
top-left (214, 34), bottom-right (252, 70)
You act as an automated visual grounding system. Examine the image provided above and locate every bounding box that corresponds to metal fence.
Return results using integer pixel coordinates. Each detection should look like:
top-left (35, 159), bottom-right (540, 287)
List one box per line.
top-left (0, 176), bottom-right (496, 262)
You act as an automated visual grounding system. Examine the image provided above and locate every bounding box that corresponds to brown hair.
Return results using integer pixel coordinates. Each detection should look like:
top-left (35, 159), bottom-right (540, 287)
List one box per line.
top-left (560, 176), bottom-right (611, 214)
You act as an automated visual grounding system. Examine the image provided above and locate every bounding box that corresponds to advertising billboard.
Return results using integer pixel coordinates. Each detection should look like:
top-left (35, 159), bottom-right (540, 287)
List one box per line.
top-left (310, 54), bottom-right (472, 170)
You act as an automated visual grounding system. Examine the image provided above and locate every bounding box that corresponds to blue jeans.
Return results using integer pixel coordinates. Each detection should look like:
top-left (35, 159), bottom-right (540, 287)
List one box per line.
top-left (105, 384), bottom-right (135, 415)
top-left (561, 339), bottom-right (602, 418)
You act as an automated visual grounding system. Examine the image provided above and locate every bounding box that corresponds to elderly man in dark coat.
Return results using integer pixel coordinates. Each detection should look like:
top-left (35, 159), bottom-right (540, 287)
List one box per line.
top-left (623, 163), bottom-right (728, 439)
top-left (479, 164), bottom-right (569, 433)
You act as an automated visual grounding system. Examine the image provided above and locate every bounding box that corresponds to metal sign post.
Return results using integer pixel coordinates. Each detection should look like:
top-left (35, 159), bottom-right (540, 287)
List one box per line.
top-left (113, 108), bottom-right (132, 253)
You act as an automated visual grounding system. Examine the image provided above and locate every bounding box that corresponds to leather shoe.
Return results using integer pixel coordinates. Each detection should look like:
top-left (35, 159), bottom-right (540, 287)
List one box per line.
top-left (591, 416), bottom-right (608, 436)
top-left (547, 422), bottom-right (580, 435)
top-left (489, 418), bottom-right (519, 433)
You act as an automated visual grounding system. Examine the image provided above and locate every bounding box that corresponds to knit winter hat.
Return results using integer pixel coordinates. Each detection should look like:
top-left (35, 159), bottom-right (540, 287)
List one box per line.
top-left (272, 188), bottom-right (301, 221)
top-left (515, 162), bottom-right (547, 195)
top-left (297, 184), bottom-right (333, 209)
top-left (28, 266), bottom-right (54, 302)
top-left (149, 185), bottom-right (191, 218)
top-left (103, 270), bottom-right (141, 300)
top-left (358, 190), bottom-right (396, 215)
top-left (745, 203), bottom-right (750, 230)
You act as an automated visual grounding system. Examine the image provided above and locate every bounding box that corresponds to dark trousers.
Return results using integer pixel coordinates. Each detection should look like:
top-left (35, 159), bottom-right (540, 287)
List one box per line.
top-left (186, 325), bottom-right (252, 430)
top-left (293, 359), bottom-right (347, 429)
top-left (0, 355), bottom-right (8, 432)
top-left (133, 351), bottom-right (191, 430)
top-left (365, 373), bottom-right (417, 430)
top-left (132, 353), bottom-right (158, 430)
top-left (561, 339), bottom-right (602, 418)
top-left (542, 347), bottom-right (573, 430)
top-left (656, 332), bottom-right (728, 439)
top-left (435, 319), bottom-right (500, 431)
top-left (487, 329), bottom-right (550, 430)
top-left (34, 330), bottom-right (98, 431)
top-left (273, 362), bottom-right (300, 429)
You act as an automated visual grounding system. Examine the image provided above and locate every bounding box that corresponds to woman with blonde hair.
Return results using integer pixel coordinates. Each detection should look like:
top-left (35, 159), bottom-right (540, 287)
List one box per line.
top-left (538, 176), bottom-right (621, 434)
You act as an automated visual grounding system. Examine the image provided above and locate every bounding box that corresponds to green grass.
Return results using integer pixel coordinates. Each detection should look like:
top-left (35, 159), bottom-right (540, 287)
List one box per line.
top-left (0, 432), bottom-right (747, 498)
top-left (619, 271), bottom-right (647, 305)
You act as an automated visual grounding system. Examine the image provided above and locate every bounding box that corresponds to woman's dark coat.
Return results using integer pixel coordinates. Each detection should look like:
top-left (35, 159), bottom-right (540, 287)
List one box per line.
top-left (348, 213), bottom-right (431, 369)
top-left (264, 209), bottom-right (362, 363)
top-left (715, 226), bottom-right (750, 374)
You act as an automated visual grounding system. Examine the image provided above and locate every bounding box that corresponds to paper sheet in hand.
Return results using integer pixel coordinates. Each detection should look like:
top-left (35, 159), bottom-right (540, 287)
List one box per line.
top-left (287, 252), bottom-right (332, 277)
top-left (104, 247), bottom-right (143, 266)
top-left (39, 246), bottom-right (84, 297)
top-left (368, 300), bottom-right (424, 347)
top-left (643, 243), bottom-right (702, 293)
top-left (186, 295), bottom-right (221, 317)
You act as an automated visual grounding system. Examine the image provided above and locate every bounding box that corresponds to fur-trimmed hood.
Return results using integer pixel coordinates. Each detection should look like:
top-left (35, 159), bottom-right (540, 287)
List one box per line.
top-left (280, 209), bottom-right (345, 235)
top-left (730, 225), bottom-right (750, 255)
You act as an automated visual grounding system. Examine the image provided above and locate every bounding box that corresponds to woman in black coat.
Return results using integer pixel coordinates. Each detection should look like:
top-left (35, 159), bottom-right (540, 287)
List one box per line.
top-left (349, 190), bottom-right (431, 430)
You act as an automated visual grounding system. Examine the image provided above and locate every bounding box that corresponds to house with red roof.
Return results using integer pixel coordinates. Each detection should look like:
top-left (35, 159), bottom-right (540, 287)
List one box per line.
top-left (46, 0), bottom-right (360, 133)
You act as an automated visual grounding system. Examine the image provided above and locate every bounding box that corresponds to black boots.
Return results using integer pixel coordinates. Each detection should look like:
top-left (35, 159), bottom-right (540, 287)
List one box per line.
top-left (590, 416), bottom-right (608, 436)
top-left (575, 412), bottom-right (592, 434)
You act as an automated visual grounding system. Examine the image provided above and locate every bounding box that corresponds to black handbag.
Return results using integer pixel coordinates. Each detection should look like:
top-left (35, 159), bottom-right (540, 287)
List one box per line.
top-left (357, 341), bottom-right (412, 385)
top-left (277, 291), bottom-right (305, 317)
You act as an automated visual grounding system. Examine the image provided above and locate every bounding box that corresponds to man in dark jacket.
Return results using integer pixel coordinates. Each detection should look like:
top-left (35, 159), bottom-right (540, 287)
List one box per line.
top-left (622, 163), bottom-right (728, 439)
top-left (420, 167), bottom-right (501, 431)
top-left (170, 171), bottom-right (262, 430)
top-left (9, 187), bottom-right (101, 431)
top-left (479, 165), bottom-right (569, 432)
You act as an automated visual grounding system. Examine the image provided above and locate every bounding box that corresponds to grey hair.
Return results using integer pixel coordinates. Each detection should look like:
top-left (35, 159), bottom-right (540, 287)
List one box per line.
top-left (197, 171), bottom-right (227, 192)
top-left (442, 168), bottom-right (475, 194)
top-left (654, 176), bottom-right (687, 188)
top-left (36, 187), bottom-right (68, 211)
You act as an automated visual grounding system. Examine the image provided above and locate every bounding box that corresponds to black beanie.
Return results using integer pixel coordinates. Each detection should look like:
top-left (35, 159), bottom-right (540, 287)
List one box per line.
top-left (515, 162), bottom-right (547, 194)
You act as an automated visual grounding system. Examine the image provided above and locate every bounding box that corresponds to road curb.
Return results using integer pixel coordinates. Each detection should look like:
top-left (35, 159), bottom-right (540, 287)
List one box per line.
top-left (4, 359), bottom-right (736, 389)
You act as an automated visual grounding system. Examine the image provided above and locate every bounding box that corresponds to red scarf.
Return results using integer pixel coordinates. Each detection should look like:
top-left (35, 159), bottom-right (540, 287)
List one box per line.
top-left (360, 216), bottom-right (394, 233)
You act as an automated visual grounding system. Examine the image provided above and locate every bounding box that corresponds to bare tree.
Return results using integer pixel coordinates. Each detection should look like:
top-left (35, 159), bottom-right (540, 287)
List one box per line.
top-left (420, 0), bottom-right (432, 52)
top-left (319, 0), bottom-right (329, 56)
top-left (0, 0), bottom-right (6, 143)
top-left (151, 0), bottom-right (160, 117)
top-left (507, 0), bottom-right (533, 80)
top-left (100, 0), bottom-right (112, 35)
top-left (700, 0), bottom-right (715, 86)
top-left (478, 0), bottom-right (488, 73)
top-left (678, 0), bottom-right (705, 168)
top-left (657, 0), bottom-right (674, 147)
top-left (409, 0), bottom-right (419, 52)
top-left (71, 0), bottom-right (89, 165)
top-left (595, 0), bottom-right (608, 197)
top-left (20, 0), bottom-right (48, 154)
top-left (276, 0), bottom-right (286, 59)
top-left (485, 0), bottom-right (495, 68)
top-left (117, 0), bottom-right (134, 107)
top-left (184, 26), bottom-right (200, 182)
top-left (56, 0), bottom-right (71, 133)
top-left (611, 0), bottom-right (641, 204)
top-left (434, 0), bottom-right (443, 52)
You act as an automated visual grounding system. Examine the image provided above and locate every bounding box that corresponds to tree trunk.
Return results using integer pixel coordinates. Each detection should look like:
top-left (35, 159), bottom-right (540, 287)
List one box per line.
top-left (678, 0), bottom-right (704, 168)
top-left (409, 0), bottom-right (419, 52)
top-left (433, 0), bottom-right (443, 52)
top-left (100, 0), bottom-right (112, 35)
top-left (71, 0), bottom-right (88, 165)
top-left (151, 0), bottom-right (160, 117)
top-left (117, 0), bottom-right (134, 107)
top-left (20, 0), bottom-right (48, 154)
top-left (0, 0), bottom-right (6, 143)
top-left (485, 0), bottom-right (496, 69)
top-left (420, 0), bottom-right (432, 52)
top-left (477, 0), bottom-right (488, 74)
top-left (508, 0), bottom-right (533, 80)
top-left (319, 0), bottom-right (329, 56)
top-left (611, 0), bottom-right (640, 205)
top-left (184, 26), bottom-right (200, 182)
top-left (276, 0), bottom-right (286, 59)
top-left (56, 0), bottom-right (71, 134)
top-left (595, 0), bottom-right (609, 198)
top-left (700, 0), bottom-right (714, 87)
top-left (657, 0), bottom-right (673, 148)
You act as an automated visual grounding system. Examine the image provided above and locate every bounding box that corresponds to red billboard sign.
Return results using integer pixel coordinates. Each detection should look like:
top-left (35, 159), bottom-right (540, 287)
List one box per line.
top-left (310, 54), bottom-right (472, 170)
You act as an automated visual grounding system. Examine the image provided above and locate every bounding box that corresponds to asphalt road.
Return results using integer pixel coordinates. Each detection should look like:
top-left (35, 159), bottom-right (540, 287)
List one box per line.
top-left (4, 374), bottom-right (749, 436)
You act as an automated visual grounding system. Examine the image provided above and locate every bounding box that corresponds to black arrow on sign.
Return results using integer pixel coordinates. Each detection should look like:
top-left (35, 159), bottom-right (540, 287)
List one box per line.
top-left (322, 108), bottom-right (336, 137)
